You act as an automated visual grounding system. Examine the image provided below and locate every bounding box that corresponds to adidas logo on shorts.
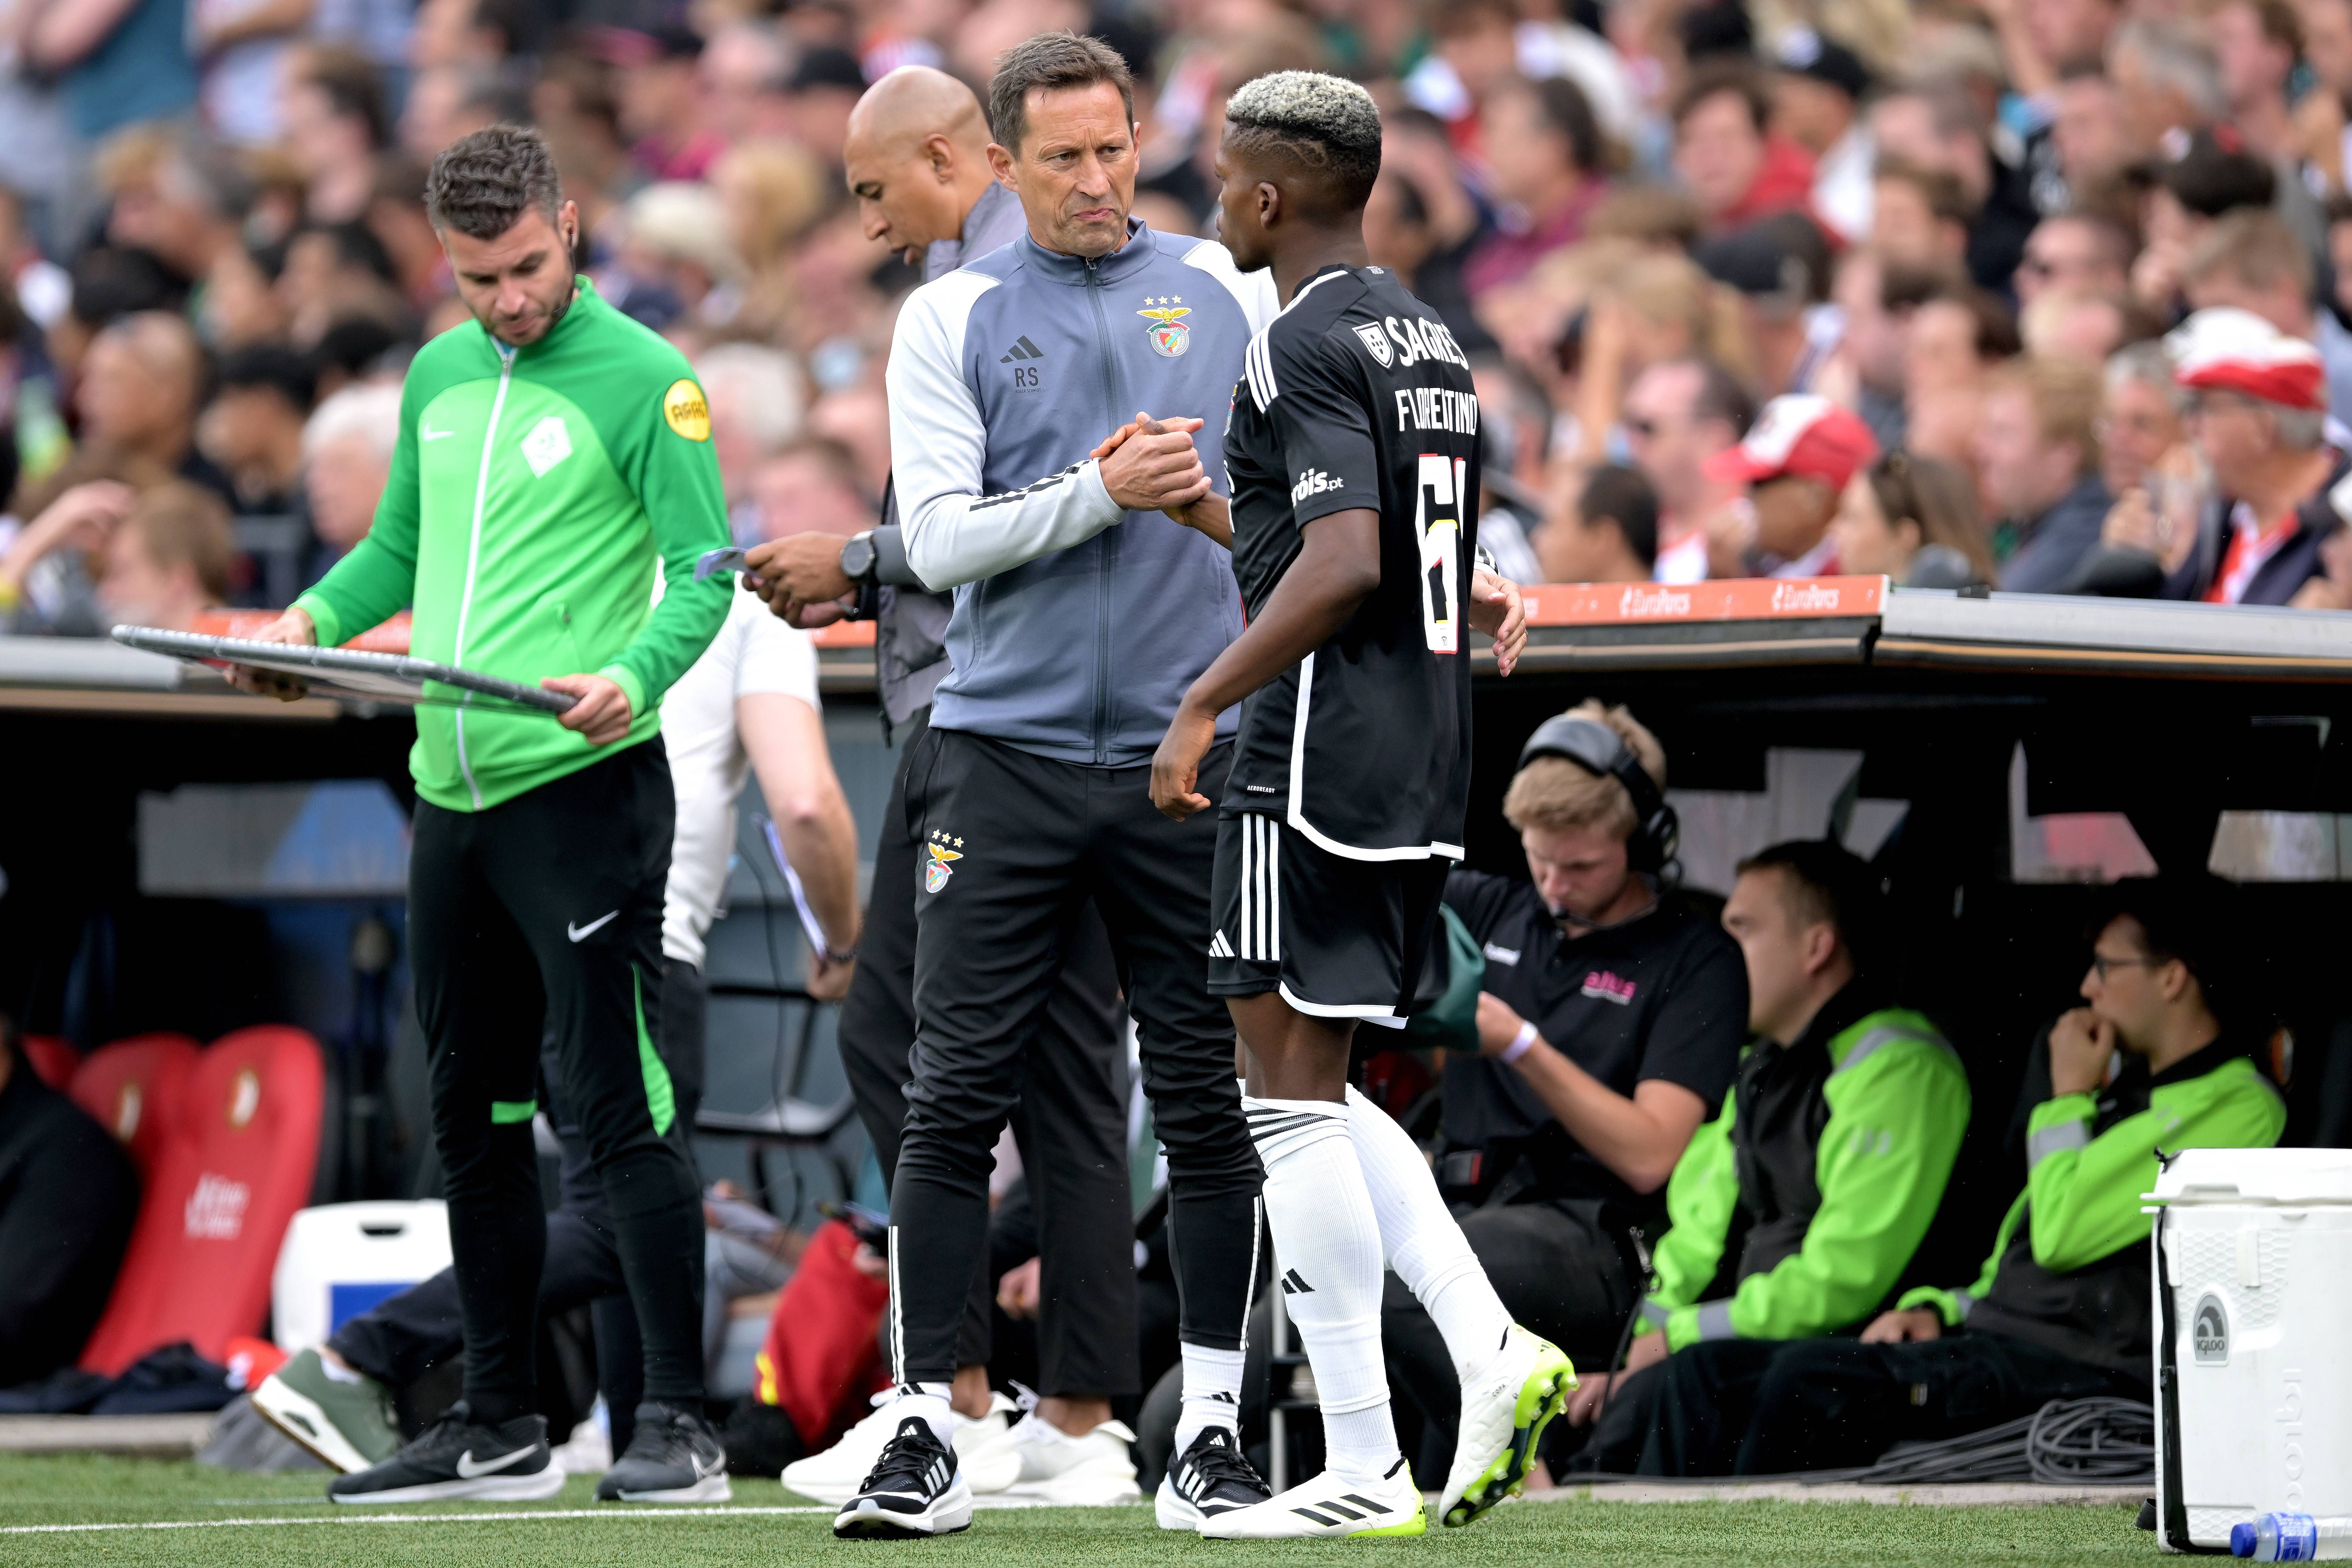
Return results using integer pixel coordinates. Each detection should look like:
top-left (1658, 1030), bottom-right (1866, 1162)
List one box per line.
top-left (1209, 931), bottom-right (1235, 958)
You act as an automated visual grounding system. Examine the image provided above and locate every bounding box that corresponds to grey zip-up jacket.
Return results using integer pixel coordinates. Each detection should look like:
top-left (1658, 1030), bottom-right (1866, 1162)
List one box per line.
top-left (886, 216), bottom-right (1275, 765)
top-left (865, 181), bottom-right (1027, 727)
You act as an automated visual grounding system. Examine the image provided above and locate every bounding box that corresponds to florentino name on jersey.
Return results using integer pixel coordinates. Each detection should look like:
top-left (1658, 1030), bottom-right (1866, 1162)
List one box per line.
top-left (1219, 264), bottom-right (1482, 863)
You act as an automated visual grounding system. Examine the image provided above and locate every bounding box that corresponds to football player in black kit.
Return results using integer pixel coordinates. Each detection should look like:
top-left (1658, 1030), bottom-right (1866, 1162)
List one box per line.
top-left (1146, 71), bottom-right (1575, 1539)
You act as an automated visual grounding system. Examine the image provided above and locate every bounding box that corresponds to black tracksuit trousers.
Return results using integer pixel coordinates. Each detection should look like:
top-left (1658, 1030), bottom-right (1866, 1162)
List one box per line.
top-left (887, 727), bottom-right (1262, 1385)
top-left (328, 963), bottom-right (705, 1456)
top-left (407, 740), bottom-right (706, 1422)
top-left (838, 709), bottom-right (1141, 1396)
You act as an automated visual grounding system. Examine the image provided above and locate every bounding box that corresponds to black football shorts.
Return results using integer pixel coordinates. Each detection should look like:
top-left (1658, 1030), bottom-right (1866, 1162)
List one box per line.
top-left (1207, 810), bottom-right (1449, 1025)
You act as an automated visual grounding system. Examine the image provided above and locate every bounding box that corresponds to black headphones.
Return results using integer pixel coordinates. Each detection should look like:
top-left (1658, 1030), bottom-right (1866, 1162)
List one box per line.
top-left (1515, 714), bottom-right (1680, 877)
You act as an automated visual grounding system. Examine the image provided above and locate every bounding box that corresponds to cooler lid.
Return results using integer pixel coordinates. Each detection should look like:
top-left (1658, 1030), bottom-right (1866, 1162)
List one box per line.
top-left (2149, 1146), bottom-right (2352, 1205)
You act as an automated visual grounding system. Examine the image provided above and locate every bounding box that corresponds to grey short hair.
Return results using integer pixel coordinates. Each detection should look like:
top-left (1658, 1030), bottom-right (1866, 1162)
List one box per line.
top-left (987, 32), bottom-right (1132, 157)
top-left (2272, 405), bottom-right (2328, 450)
top-left (303, 381), bottom-right (404, 462)
top-left (1223, 71), bottom-right (1383, 205)
top-left (2106, 340), bottom-right (2186, 408)
top-left (2109, 20), bottom-right (2227, 123)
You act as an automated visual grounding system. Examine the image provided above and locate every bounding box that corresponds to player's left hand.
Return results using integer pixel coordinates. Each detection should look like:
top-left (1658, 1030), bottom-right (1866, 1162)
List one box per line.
top-left (1622, 1323), bottom-right (1670, 1374)
top-left (1469, 568), bottom-right (1525, 676)
top-left (1151, 701), bottom-right (1217, 820)
top-left (807, 951), bottom-right (856, 1002)
top-left (544, 673), bottom-right (633, 744)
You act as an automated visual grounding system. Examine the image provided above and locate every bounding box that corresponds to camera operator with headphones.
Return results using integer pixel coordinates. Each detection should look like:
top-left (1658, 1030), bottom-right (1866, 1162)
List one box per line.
top-left (1380, 701), bottom-right (1748, 1464)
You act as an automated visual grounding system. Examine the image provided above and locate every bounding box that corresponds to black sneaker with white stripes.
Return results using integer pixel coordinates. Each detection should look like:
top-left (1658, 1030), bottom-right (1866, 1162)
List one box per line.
top-left (832, 1416), bottom-right (972, 1538)
top-left (325, 1403), bottom-right (564, 1504)
top-left (1154, 1425), bottom-right (1272, 1532)
top-left (595, 1401), bottom-right (731, 1503)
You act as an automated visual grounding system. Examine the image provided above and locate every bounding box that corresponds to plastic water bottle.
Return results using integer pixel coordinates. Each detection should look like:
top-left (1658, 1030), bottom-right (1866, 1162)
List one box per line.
top-left (2231, 1514), bottom-right (2352, 1560)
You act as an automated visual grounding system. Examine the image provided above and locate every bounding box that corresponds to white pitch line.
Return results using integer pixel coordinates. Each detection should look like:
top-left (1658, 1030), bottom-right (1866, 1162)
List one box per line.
top-left (0, 1495), bottom-right (1127, 1536)
top-left (0, 1504), bottom-right (831, 1535)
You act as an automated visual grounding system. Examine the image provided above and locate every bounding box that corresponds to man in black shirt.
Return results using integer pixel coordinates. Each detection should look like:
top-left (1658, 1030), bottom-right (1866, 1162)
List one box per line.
top-left (1383, 702), bottom-right (1746, 1455)
top-left (0, 1019), bottom-right (139, 1387)
top-left (1147, 71), bottom-right (1560, 1540)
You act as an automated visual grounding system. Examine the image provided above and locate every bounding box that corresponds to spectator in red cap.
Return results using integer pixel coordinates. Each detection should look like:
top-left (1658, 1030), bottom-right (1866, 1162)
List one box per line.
top-left (2156, 307), bottom-right (2344, 604)
top-left (1701, 393), bottom-right (1879, 576)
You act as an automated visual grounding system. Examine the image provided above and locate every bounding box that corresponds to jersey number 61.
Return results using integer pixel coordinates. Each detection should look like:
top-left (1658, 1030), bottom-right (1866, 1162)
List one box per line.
top-left (1415, 453), bottom-right (1466, 655)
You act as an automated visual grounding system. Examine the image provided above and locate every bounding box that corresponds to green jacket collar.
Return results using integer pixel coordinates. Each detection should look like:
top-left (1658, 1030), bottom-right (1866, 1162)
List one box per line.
top-left (487, 275), bottom-right (606, 363)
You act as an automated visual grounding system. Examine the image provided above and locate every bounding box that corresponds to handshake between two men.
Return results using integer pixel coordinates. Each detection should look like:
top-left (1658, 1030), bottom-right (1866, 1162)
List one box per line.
top-left (738, 412), bottom-right (1223, 628)
top-left (736, 413), bottom-right (1527, 684)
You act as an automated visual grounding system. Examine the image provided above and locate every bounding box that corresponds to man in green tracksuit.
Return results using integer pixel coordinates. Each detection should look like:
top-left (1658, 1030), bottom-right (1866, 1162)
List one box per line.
top-left (1571, 840), bottom-right (1972, 1472)
top-left (240, 126), bottom-right (733, 1504)
top-left (1637, 877), bottom-right (2285, 1475)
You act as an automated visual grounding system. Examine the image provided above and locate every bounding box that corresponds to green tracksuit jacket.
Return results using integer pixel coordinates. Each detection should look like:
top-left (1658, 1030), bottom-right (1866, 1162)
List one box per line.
top-left (1640, 1004), bottom-right (1972, 1350)
top-left (1898, 1047), bottom-right (2285, 1349)
top-left (291, 278), bottom-right (730, 812)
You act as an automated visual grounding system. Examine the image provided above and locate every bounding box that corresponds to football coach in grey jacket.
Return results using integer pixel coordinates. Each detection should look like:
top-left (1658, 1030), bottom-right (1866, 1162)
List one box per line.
top-left (832, 31), bottom-right (1282, 1537)
top-left (743, 64), bottom-right (1149, 1454)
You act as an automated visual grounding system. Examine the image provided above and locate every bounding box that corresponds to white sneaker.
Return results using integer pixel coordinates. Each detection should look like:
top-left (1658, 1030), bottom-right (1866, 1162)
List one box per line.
top-left (967, 1411), bottom-right (1141, 1505)
top-left (1198, 1456), bottom-right (1425, 1539)
top-left (781, 1390), bottom-right (1015, 1506)
top-left (1441, 1324), bottom-right (1575, 1528)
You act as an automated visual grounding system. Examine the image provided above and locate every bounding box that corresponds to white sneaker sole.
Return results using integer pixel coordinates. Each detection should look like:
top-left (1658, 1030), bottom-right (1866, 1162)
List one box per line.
top-left (601, 1473), bottom-right (732, 1503)
top-left (960, 1445), bottom-right (1022, 1495)
top-left (329, 1465), bottom-right (568, 1504)
top-left (1003, 1460), bottom-right (1141, 1507)
top-left (832, 1485), bottom-right (973, 1538)
top-left (251, 1377), bottom-right (371, 1475)
top-left (1155, 1476), bottom-right (1204, 1532)
top-left (779, 1465), bottom-right (864, 1506)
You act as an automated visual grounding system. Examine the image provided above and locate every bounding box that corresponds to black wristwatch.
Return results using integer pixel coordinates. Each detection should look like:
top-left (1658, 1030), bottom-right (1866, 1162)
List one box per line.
top-left (839, 530), bottom-right (878, 583)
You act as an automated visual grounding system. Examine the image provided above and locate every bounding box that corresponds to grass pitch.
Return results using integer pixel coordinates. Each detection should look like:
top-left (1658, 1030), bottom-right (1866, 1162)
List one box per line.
top-left (0, 1455), bottom-right (2156, 1567)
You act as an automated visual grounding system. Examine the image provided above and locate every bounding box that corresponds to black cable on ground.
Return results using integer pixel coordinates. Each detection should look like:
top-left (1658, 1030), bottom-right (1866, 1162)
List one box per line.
top-left (1777, 1397), bottom-right (2156, 1487)
top-left (2025, 1396), bottom-right (2154, 1484)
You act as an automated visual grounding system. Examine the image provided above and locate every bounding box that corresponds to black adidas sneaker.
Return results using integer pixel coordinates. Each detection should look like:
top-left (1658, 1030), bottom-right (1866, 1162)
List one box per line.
top-left (326, 1403), bottom-right (564, 1504)
top-left (832, 1416), bottom-right (972, 1539)
top-left (595, 1401), bottom-right (731, 1503)
top-left (1154, 1425), bottom-right (1272, 1532)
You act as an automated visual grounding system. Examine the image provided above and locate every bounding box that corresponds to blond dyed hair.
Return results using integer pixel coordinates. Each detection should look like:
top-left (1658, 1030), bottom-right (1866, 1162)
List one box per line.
top-left (1503, 701), bottom-right (1666, 839)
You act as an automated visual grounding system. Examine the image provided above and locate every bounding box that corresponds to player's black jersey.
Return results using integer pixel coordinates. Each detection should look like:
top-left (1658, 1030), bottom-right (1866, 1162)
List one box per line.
top-left (1218, 264), bottom-right (1482, 860)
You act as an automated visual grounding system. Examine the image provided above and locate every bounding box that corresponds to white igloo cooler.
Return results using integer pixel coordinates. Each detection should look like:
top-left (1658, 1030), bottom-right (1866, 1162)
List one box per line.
top-left (2151, 1147), bottom-right (2352, 1552)
top-left (271, 1200), bottom-right (452, 1355)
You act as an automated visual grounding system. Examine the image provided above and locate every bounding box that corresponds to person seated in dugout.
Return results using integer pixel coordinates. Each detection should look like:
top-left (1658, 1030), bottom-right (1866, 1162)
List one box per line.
top-left (1613, 878), bottom-right (2287, 1477)
top-left (1570, 838), bottom-right (1972, 1472)
top-left (1382, 702), bottom-right (1749, 1460)
top-left (0, 1015), bottom-right (140, 1388)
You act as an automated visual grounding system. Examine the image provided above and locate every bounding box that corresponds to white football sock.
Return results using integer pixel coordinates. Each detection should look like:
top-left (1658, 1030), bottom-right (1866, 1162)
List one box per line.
top-left (1344, 1084), bottom-right (1514, 1381)
top-left (888, 1383), bottom-right (956, 1452)
top-left (1174, 1341), bottom-right (1246, 1453)
top-left (1245, 1095), bottom-right (1399, 1486)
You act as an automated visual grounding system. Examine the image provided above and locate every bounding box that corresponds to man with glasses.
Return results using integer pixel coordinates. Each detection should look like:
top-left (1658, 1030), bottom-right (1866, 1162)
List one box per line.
top-left (1614, 877), bottom-right (2284, 1476)
top-left (2157, 306), bottom-right (2342, 604)
top-left (1621, 357), bottom-right (1754, 584)
top-left (2013, 213), bottom-right (2131, 306)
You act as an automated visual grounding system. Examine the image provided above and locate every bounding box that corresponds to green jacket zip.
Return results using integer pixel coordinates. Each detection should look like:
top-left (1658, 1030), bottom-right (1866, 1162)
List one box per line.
top-left (292, 278), bottom-right (731, 811)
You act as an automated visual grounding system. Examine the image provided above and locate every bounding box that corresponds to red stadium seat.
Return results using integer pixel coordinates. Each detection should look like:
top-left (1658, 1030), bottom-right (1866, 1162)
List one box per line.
top-left (67, 1034), bottom-right (202, 1178)
top-left (77, 1027), bottom-right (325, 1376)
top-left (19, 1034), bottom-right (80, 1089)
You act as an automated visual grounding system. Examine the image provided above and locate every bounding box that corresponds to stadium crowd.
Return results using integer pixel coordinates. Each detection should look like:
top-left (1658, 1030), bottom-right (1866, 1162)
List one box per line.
top-left (0, 0), bottom-right (2329, 1511)
top-left (14, 0), bottom-right (2352, 616)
